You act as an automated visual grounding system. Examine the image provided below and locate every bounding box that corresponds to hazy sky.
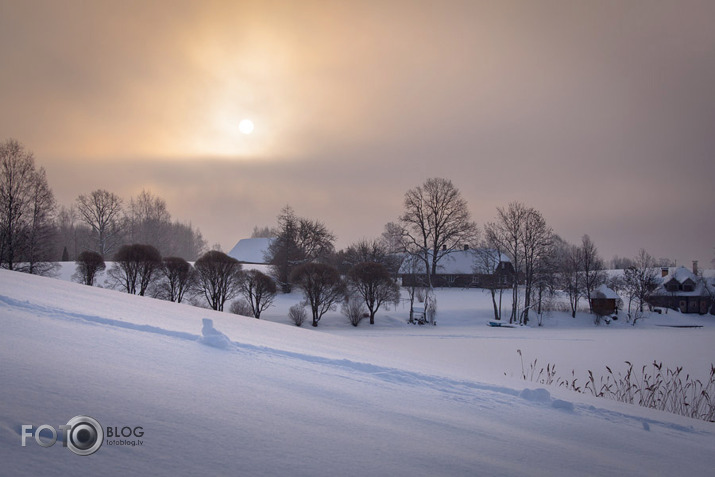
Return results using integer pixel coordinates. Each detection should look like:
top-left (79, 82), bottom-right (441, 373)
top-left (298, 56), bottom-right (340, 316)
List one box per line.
top-left (1, 0), bottom-right (713, 265)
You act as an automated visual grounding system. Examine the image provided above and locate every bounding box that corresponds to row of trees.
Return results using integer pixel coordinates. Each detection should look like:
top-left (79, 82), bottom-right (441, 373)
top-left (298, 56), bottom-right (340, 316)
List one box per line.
top-left (260, 177), bottom-right (677, 326)
top-left (0, 139), bottom-right (207, 274)
top-left (67, 188), bottom-right (206, 261)
top-left (75, 242), bottom-right (400, 328)
top-left (4, 137), bottom-right (693, 326)
top-left (76, 246), bottom-right (275, 315)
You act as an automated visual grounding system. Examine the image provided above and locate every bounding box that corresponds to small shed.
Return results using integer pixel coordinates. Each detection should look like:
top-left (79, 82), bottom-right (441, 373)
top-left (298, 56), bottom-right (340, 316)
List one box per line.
top-left (591, 284), bottom-right (619, 316)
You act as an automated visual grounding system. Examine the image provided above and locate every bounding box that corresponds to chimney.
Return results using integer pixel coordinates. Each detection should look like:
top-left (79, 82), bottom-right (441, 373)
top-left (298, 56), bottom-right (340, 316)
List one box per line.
top-left (693, 260), bottom-right (698, 275)
top-left (442, 245), bottom-right (447, 251)
top-left (463, 244), bottom-right (469, 251)
top-left (661, 267), bottom-right (669, 278)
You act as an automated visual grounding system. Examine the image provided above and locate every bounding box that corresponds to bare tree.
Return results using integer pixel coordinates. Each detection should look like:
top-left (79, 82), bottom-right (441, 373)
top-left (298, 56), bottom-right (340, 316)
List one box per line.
top-left (76, 189), bottom-right (124, 258)
top-left (73, 251), bottom-right (106, 286)
top-left (290, 262), bottom-right (345, 327)
top-left (399, 178), bottom-right (478, 299)
top-left (629, 249), bottom-right (659, 314)
top-left (126, 190), bottom-right (171, 252)
top-left (520, 208), bottom-right (552, 324)
top-left (250, 225), bottom-right (275, 238)
top-left (485, 202), bottom-right (528, 323)
top-left (581, 234), bottom-right (607, 312)
top-left (558, 240), bottom-right (585, 318)
top-left (194, 250), bottom-right (242, 311)
top-left (156, 256), bottom-right (195, 303)
top-left (338, 238), bottom-right (402, 277)
top-left (485, 204), bottom-right (523, 323)
top-left (380, 221), bottom-right (404, 255)
top-left (531, 238), bottom-right (559, 325)
top-left (108, 244), bottom-right (162, 296)
top-left (266, 206), bottom-right (335, 292)
top-left (165, 221), bottom-right (206, 261)
top-left (485, 203), bottom-right (552, 324)
top-left (348, 261), bottom-right (400, 325)
top-left (238, 269), bottom-right (277, 319)
top-left (474, 245), bottom-right (506, 321)
top-left (0, 139), bottom-right (56, 272)
top-left (611, 255), bottom-right (636, 269)
top-left (20, 166), bottom-right (57, 275)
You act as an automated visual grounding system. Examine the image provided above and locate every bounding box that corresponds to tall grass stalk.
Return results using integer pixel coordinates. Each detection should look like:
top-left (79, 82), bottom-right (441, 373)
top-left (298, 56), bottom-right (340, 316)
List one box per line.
top-left (518, 352), bottom-right (715, 422)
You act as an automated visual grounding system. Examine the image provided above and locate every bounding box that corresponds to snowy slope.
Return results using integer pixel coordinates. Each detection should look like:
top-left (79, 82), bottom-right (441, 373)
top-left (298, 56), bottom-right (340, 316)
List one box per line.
top-left (1, 270), bottom-right (714, 476)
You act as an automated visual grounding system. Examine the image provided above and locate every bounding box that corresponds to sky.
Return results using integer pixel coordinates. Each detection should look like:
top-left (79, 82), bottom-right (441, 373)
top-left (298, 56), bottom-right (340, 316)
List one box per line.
top-left (1, 0), bottom-right (713, 265)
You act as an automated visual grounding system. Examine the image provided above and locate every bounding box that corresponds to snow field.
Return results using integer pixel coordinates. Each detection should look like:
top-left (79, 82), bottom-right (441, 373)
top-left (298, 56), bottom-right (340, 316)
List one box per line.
top-left (1, 269), bottom-right (714, 476)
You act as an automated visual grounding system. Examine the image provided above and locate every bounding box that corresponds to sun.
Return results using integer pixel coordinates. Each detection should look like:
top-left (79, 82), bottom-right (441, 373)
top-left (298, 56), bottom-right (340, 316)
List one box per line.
top-left (238, 119), bottom-right (255, 135)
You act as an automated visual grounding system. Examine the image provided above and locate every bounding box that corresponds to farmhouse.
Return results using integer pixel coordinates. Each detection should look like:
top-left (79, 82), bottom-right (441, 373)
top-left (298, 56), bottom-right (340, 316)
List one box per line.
top-left (649, 262), bottom-right (714, 315)
top-left (399, 247), bottom-right (514, 288)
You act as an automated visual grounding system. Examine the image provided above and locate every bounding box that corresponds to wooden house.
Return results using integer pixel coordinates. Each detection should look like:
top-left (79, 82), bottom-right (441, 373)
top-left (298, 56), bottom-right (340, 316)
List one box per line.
top-left (398, 247), bottom-right (514, 288)
top-left (648, 263), bottom-right (714, 315)
top-left (590, 284), bottom-right (619, 316)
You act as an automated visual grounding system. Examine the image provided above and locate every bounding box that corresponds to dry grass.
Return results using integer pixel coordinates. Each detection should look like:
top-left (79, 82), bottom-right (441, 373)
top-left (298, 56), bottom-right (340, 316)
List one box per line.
top-left (517, 350), bottom-right (715, 422)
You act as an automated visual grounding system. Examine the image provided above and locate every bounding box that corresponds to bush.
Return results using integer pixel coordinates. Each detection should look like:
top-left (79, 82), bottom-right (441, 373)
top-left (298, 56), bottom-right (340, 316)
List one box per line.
top-left (108, 244), bottom-right (162, 295)
top-left (238, 269), bottom-right (277, 319)
top-left (342, 297), bottom-right (366, 327)
top-left (290, 262), bottom-right (345, 327)
top-left (194, 250), bottom-right (242, 311)
top-left (73, 250), bottom-right (106, 286)
top-left (288, 304), bottom-right (307, 327)
top-left (230, 299), bottom-right (254, 317)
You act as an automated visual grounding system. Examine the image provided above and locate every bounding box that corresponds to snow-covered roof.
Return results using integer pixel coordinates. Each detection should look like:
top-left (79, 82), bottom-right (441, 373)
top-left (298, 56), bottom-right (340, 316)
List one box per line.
top-left (399, 249), bottom-right (510, 275)
top-left (227, 238), bottom-right (274, 264)
top-left (653, 266), bottom-right (714, 297)
top-left (593, 284), bottom-right (619, 300)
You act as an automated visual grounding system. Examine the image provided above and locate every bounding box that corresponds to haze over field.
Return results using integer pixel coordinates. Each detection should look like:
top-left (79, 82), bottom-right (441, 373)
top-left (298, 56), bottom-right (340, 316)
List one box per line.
top-left (1, 1), bottom-right (714, 264)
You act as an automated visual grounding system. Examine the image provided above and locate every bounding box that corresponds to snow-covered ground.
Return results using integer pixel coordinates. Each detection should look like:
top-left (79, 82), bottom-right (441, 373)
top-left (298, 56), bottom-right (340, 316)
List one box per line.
top-left (1, 267), bottom-right (714, 476)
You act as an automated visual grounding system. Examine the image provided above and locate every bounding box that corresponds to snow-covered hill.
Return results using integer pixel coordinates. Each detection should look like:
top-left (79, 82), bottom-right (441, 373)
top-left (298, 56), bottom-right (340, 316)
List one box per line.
top-left (1, 269), bottom-right (714, 476)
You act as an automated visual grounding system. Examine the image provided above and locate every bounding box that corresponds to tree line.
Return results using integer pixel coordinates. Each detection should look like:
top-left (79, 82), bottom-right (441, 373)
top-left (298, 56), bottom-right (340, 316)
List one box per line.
top-left (260, 178), bottom-right (681, 327)
top-left (0, 139), bottom-right (206, 273)
top-left (3, 138), bottom-right (692, 327)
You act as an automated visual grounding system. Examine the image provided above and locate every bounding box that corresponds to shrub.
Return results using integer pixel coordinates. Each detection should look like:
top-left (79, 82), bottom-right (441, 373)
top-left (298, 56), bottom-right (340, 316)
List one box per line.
top-left (288, 304), bottom-right (307, 327)
top-left (108, 244), bottom-right (162, 295)
top-left (290, 262), bottom-right (345, 327)
top-left (238, 269), bottom-right (277, 319)
top-left (73, 250), bottom-right (106, 286)
top-left (342, 297), bottom-right (366, 327)
top-left (230, 299), bottom-right (254, 317)
top-left (194, 250), bottom-right (242, 311)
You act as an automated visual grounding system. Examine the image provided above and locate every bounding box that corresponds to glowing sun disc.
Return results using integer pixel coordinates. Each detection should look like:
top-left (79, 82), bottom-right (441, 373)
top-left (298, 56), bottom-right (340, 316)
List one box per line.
top-left (238, 119), bottom-right (254, 135)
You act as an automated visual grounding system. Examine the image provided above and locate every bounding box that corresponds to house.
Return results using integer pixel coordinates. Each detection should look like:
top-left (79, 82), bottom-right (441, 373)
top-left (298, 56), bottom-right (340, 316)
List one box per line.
top-left (398, 247), bottom-right (514, 288)
top-left (590, 284), bottom-right (619, 316)
top-left (648, 262), bottom-right (714, 315)
top-left (227, 238), bottom-right (274, 264)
